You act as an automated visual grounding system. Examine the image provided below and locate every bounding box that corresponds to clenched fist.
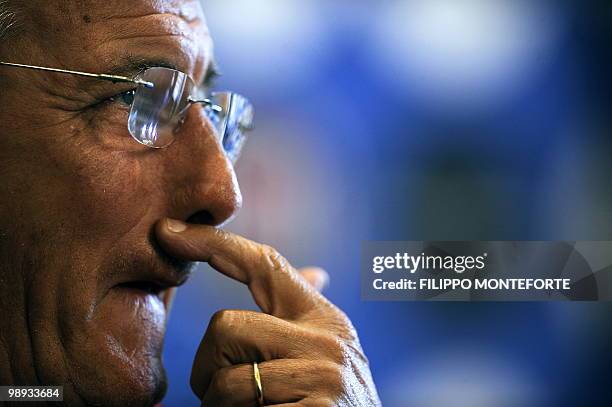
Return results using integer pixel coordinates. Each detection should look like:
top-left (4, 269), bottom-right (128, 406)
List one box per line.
top-left (156, 219), bottom-right (381, 406)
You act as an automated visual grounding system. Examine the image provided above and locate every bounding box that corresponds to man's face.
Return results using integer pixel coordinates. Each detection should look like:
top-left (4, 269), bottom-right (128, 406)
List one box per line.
top-left (0, 0), bottom-right (241, 405)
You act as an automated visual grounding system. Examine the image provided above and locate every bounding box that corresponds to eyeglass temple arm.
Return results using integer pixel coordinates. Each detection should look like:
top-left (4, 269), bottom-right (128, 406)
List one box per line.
top-left (187, 96), bottom-right (223, 113)
top-left (0, 61), bottom-right (154, 88)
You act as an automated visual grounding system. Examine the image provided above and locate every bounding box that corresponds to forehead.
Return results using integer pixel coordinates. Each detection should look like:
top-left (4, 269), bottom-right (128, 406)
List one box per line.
top-left (22, 0), bottom-right (212, 81)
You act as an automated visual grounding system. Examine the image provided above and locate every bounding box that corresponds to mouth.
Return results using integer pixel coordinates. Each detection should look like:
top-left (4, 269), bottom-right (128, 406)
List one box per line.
top-left (115, 280), bottom-right (168, 297)
top-left (108, 254), bottom-right (194, 310)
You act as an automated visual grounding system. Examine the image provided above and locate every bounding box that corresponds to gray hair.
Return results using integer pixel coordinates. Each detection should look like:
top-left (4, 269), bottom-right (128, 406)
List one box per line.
top-left (0, 0), bottom-right (17, 39)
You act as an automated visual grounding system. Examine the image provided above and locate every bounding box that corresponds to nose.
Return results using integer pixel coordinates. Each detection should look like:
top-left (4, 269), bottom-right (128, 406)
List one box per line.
top-left (162, 105), bottom-right (242, 226)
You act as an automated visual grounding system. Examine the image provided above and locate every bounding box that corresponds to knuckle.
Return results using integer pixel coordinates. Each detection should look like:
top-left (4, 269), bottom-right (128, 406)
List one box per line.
top-left (319, 334), bottom-right (349, 366)
top-left (260, 244), bottom-right (288, 271)
top-left (212, 227), bottom-right (231, 243)
top-left (207, 310), bottom-right (242, 342)
top-left (209, 310), bottom-right (237, 331)
top-left (319, 360), bottom-right (345, 394)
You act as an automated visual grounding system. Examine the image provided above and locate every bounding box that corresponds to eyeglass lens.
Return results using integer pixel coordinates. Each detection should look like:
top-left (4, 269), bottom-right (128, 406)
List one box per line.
top-left (127, 67), bottom-right (253, 161)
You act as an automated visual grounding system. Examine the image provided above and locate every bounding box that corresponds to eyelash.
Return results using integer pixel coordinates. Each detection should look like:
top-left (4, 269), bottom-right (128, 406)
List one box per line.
top-left (109, 89), bottom-right (135, 107)
top-left (87, 89), bottom-right (134, 127)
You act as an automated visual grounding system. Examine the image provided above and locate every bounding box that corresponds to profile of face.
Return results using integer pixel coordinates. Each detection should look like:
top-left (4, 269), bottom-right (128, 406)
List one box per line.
top-left (0, 0), bottom-right (241, 405)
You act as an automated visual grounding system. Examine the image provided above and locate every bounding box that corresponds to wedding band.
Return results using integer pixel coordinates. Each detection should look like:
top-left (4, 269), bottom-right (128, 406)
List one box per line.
top-left (253, 362), bottom-right (264, 406)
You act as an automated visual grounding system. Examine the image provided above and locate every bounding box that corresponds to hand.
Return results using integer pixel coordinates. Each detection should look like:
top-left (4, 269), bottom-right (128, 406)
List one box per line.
top-left (156, 219), bottom-right (381, 406)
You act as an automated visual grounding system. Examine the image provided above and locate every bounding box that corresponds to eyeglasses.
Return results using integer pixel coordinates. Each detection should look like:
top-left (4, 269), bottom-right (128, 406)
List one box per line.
top-left (0, 61), bottom-right (254, 162)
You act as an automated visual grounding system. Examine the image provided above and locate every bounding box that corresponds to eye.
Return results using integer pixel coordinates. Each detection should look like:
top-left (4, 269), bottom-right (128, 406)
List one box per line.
top-left (109, 89), bottom-right (135, 106)
top-left (119, 89), bottom-right (135, 105)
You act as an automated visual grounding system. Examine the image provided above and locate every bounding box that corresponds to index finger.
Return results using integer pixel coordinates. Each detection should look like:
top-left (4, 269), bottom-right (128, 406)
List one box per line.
top-left (155, 218), bottom-right (323, 319)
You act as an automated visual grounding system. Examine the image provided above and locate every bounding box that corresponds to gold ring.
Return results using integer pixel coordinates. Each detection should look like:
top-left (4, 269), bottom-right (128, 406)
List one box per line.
top-left (253, 362), bottom-right (264, 406)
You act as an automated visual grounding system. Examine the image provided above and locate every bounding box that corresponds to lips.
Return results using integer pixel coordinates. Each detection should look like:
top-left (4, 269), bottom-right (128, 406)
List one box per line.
top-left (116, 280), bottom-right (167, 297)
top-left (107, 252), bottom-right (193, 307)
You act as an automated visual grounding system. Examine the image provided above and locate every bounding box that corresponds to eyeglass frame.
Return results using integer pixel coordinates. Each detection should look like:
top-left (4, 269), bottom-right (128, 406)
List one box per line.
top-left (0, 61), bottom-right (253, 158)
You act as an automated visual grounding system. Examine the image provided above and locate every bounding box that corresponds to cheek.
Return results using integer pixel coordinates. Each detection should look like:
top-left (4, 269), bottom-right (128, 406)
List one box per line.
top-left (60, 108), bottom-right (166, 238)
top-left (67, 150), bottom-right (161, 241)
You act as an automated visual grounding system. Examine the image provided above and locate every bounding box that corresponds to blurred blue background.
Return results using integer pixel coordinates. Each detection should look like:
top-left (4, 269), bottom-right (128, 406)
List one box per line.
top-left (163, 1), bottom-right (612, 406)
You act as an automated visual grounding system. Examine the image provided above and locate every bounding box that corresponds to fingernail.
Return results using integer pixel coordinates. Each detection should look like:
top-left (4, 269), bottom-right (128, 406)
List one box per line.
top-left (166, 218), bottom-right (187, 233)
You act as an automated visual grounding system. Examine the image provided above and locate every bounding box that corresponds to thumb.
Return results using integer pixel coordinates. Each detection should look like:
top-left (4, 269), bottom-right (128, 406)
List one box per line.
top-left (298, 267), bottom-right (329, 292)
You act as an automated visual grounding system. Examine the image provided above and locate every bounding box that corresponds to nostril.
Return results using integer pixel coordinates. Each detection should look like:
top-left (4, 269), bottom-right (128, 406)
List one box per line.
top-left (183, 187), bottom-right (242, 227)
top-left (186, 211), bottom-right (215, 226)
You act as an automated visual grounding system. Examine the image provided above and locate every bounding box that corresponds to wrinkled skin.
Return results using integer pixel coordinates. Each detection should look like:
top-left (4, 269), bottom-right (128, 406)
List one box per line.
top-left (0, 0), bottom-right (380, 405)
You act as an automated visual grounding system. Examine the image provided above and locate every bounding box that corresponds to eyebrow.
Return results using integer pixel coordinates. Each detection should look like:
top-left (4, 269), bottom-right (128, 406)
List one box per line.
top-left (106, 55), bottom-right (178, 76)
top-left (202, 60), bottom-right (221, 88)
top-left (106, 55), bottom-right (221, 88)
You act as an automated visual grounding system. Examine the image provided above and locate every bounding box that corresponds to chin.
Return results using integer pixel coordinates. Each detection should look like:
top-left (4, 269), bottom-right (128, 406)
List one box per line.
top-left (63, 321), bottom-right (169, 407)
top-left (58, 286), bottom-right (172, 406)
